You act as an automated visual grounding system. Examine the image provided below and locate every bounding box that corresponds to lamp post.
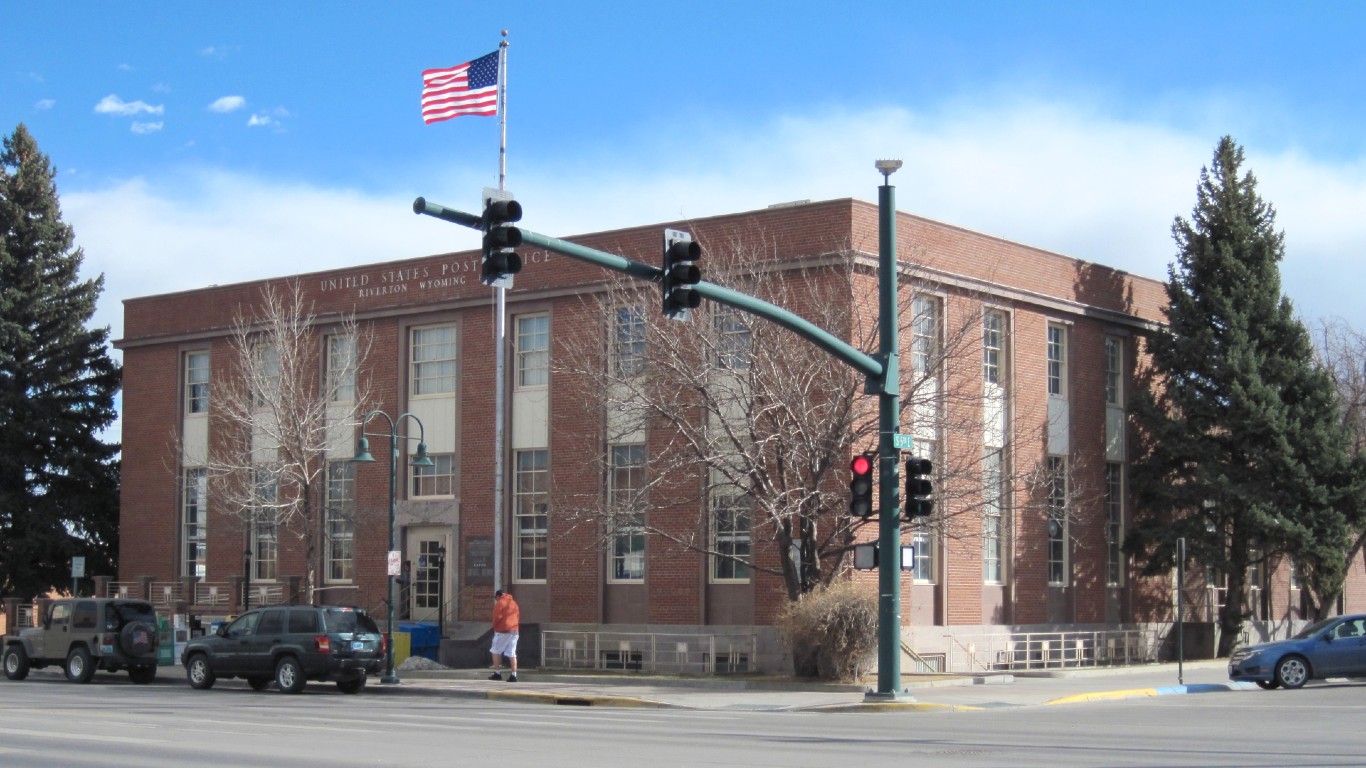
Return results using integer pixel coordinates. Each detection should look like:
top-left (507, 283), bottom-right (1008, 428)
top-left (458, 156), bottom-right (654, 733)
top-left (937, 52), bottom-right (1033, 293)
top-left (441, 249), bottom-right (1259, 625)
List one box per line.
top-left (352, 410), bottom-right (433, 685)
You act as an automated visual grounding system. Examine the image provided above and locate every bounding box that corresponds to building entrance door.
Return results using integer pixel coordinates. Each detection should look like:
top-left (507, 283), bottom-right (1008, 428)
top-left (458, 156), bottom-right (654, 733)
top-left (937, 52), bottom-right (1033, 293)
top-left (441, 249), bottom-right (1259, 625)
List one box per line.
top-left (405, 528), bottom-right (453, 624)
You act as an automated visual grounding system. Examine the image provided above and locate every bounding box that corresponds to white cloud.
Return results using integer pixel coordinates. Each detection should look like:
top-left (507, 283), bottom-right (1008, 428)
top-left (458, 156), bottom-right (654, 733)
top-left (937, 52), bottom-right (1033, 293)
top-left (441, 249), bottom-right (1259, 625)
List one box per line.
top-left (247, 114), bottom-right (274, 127)
top-left (94, 94), bottom-right (164, 117)
top-left (209, 96), bottom-right (246, 113)
top-left (62, 100), bottom-right (1366, 370)
top-left (35, 99), bottom-right (55, 110)
top-left (130, 121), bottom-right (163, 134)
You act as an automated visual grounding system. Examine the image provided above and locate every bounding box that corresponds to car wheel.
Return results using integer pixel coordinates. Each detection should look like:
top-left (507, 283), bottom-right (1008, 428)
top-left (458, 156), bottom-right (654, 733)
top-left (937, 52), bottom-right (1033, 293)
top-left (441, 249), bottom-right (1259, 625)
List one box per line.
top-left (3, 645), bottom-right (31, 681)
top-left (336, 676), bottom-right (366, 694)
top-left (1275, 655), bottom-right (1310, 690)
top-left (186, 653), bottom-right (216, 690)
top-left (275, 656), bottom-right (305, 694)
top-left (65, 647), bottom-right (96, 684)
top-left (119, 621), bottom-right (156, 657)
top-left (128, 665), bottom-right (157, 684)
top-left (1255, 680), bottom-right (1279, 690)
top-left (246, 676), bottom-right (272, 691)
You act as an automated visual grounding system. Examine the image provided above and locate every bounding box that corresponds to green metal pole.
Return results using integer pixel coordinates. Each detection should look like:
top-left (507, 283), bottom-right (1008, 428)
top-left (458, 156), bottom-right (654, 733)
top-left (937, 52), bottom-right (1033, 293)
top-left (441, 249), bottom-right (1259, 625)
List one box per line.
top-left (874, 177), bottom-right (903, 698)
top-left (382, 421), bottom-right (400, 684)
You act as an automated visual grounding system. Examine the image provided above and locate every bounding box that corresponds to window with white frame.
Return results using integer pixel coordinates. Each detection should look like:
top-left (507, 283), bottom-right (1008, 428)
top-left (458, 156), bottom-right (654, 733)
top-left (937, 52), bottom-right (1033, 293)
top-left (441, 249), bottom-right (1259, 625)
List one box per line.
top-left (411, 454), bottom-right (455, 498)
top-left (912, 296), bottom-right (939, 377)
top-left (410, 325), bottom-right (457, 396)
top-left (1106, 462), bottom-right (1123, 586)
top-left (185, 351), bottom-right (210, 415)
top-left (711, 493), bottom-right (751, 582)
top-left (1047, 456), bottom-right (1068, 585)
top-left (612, 306), bottom-right (645, 378)
top-left (1047, 324), bottom-right (1067, 398)
top-left (910, 527), bottom-right (934, 582)
top-left (251, 470), bottom-right (278, 580)
top-left (514, 449), bottom-right (549, 582)
top-left (714, 307), bottom-right (752, 370)
top-left (516, 314), bottom-right (550, 388)
top-left (325, 461), bottom-right (355, 582)
top-left (1105, 336), bottom-right (1123, 407)
top-left (254, 343), bottom-right (280, 408)
top-left (608, 443), bottom-right (646, 581)
top-left (983, 449), bottom-right (1004, 584)
top-left (327, 335), bottom-right (357, 403)
top-left (182, 468), bottom-right (207, 578)
top-left (983, 310), bottom-right (1004, 385)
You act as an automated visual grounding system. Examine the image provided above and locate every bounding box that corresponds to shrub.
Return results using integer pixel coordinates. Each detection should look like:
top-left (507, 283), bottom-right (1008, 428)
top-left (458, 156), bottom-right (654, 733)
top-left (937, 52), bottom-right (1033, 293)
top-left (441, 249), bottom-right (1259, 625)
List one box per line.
top-left (777, 580), bottom-right (877, 681)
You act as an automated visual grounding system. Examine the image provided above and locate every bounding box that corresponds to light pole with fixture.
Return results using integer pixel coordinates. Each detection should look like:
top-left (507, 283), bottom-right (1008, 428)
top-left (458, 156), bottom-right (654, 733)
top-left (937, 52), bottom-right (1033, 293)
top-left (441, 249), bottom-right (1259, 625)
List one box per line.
top-left (351, 410), bottom-right (433, 685)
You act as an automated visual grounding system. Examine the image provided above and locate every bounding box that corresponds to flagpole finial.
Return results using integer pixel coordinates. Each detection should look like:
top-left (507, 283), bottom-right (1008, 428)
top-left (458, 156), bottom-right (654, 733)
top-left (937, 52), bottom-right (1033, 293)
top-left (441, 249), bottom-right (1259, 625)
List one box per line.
top-left (501, 29), bottom-right (509, 45)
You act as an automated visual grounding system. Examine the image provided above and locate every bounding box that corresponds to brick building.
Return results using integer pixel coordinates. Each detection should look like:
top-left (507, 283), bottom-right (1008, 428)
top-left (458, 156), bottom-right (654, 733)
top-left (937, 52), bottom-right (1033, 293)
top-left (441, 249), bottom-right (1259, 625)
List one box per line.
top-left (112, 198), bottom-right (1363, 672)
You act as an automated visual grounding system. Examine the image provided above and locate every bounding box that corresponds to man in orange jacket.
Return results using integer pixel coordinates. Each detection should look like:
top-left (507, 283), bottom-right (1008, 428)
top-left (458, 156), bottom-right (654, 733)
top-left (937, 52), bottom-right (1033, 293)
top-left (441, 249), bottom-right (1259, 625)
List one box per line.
top-left (489, 589), bottom-right (520, 682)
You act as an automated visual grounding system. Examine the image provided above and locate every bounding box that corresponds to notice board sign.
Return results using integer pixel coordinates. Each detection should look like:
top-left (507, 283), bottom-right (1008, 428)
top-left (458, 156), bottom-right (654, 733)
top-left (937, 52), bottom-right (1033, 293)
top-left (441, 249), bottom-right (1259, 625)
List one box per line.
top-left (465, 536), bottom-right (494, 586)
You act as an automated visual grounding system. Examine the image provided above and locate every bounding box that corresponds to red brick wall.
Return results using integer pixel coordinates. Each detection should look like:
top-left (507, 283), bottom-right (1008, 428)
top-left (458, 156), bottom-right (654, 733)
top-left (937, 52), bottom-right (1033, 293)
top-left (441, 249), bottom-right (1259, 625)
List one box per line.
top-left (117, 198), bottom-right (1178, 631)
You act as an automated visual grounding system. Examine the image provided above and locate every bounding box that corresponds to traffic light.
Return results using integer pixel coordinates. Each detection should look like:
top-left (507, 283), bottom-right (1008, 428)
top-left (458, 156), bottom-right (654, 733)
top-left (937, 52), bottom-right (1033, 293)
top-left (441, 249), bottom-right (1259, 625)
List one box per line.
top-left (662, 228), bottom-right (702, 319)
top-left (481, 191), bottom-right (523, 287)
top-left (850, 452), bottom-right (876, 518)
top-left (905, 456), bottom-right (933, 518)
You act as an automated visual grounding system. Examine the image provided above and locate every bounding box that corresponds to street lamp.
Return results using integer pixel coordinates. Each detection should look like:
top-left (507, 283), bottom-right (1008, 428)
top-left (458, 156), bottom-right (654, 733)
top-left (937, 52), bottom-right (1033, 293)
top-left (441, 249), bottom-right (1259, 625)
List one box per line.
top-left (352, 410), bottom-right (433, 685)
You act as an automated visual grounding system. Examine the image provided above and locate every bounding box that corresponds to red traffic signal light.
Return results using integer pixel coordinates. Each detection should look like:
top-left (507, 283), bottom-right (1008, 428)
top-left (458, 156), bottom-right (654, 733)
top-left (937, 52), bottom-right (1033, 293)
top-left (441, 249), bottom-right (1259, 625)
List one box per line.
top-left (850, 452), bottom-right (875, 518)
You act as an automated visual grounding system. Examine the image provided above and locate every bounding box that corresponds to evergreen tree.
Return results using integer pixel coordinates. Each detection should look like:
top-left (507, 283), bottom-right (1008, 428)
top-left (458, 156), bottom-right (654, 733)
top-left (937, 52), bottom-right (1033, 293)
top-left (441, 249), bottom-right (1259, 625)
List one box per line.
top-left (0, 124), bottom-right (121, 600)
top-left (1128, 137), bottom-right (1360, 655)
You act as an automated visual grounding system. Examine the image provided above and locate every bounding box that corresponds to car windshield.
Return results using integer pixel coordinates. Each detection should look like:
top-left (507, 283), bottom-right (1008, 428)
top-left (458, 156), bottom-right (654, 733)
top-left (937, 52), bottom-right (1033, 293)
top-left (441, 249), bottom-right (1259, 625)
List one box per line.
top-left (1293, 617), bottom-right (1339, 640)
top-left (324, 608), bottom-right (379, 634)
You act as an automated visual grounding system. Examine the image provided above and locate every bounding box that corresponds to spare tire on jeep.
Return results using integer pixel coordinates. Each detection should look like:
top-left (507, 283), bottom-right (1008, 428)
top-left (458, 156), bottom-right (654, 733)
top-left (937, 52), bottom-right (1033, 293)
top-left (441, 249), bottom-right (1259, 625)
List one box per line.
top-left (119, 621), bottom-right (155, 657)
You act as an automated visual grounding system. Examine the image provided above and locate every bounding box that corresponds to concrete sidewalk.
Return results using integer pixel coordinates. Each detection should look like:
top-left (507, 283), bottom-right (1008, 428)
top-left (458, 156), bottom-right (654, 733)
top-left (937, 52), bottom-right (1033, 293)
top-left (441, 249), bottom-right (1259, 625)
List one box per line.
top-left (370, 660), bottom-right (1257, 711)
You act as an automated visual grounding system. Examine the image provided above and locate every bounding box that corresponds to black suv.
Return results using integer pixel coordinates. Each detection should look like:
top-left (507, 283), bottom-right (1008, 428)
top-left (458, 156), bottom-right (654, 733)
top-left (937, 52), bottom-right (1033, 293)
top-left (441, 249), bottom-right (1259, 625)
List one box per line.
top-left (181, 604), bottom-right (384, 694)
top-left (2, 598), bottom-right (161, 684)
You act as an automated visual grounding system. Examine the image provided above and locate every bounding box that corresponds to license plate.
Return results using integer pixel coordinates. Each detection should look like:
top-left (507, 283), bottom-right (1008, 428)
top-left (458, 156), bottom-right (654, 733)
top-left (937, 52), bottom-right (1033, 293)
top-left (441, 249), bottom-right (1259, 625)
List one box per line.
top-left (351, 641), bottom-right (366, 651)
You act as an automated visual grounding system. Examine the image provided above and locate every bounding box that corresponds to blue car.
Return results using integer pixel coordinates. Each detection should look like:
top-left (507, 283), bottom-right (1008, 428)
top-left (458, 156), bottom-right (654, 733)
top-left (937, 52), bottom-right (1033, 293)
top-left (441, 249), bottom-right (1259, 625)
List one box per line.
top-left (1229, 614), bottom-right (1366, 689)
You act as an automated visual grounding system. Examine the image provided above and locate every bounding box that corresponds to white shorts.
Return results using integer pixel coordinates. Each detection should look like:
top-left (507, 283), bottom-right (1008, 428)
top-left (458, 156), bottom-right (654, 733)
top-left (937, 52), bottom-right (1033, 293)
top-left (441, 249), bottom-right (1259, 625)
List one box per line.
top-left (491, 631), bottom-right (519, 658)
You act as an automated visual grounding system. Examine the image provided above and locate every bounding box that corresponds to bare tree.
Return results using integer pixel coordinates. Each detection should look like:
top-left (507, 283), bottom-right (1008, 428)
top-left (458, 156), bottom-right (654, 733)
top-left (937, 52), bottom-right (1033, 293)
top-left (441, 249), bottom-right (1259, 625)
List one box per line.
top-left (549, 229), bottom-right (1087, 600)
top-left (1309, 317), bottom-right (1366, 613)
top-left (200, 280), bottom-right (373, 600)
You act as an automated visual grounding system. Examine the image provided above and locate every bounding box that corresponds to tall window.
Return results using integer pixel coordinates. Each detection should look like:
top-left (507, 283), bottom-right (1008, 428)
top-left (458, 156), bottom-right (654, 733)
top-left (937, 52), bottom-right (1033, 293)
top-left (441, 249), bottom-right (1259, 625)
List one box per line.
top-left (516, 314), bottom-right (550, 388)
top-left (714, 307), bottom-right (752, 370)
top-left (327, 335), bottom-right (356, 403)
top-left (613, 306), bottom-right (645, 378)
top-left (1104, 336), bottom-right (1123, 407)
top-left (608, 444), bottom-right (646, 581)
top-left (911, 296), bottom-right (938, 376)
top-left (711, 494), bottom-right (751, 582)
top-left (254, 344), bottom-right (280, 408)
top-left (411, 454), bottom-right (455, 498)
top-left (411, 325), bottom-right (457, 396)
top-left (1106, 462), bottom-right (1123, 586)
top-left (185, 351), bottom-right (210, 414)
top-left (983, 450), bottom-right (1004, 584)
top-left (983, 310), bottom-right (1004, 385)
top-left (182, 468), bottom-right (207, 577)
top-left (252, 470), bottom-right (278, 581)
top-left (1047, 456), bottom-right (1068, 585)
top-left (1047, 324), bottom-right (1067, 397)
top-left (325, 461), bottom-right (355, 582)
top-left (514, 449), bottom-right (549, 582)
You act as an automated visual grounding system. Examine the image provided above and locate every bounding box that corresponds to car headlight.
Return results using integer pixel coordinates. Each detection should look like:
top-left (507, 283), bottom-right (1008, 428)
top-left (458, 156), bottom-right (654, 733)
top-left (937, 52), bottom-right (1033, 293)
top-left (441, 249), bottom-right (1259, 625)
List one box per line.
top-left (1230, 648), bottom-right (1260, 663)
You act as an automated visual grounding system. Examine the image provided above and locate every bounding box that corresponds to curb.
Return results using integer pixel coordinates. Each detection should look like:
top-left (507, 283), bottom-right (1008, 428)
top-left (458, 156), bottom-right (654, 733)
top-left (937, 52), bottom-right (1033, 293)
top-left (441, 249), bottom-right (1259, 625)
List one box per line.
top-left (1046, 681), bottom-right (1257, 705)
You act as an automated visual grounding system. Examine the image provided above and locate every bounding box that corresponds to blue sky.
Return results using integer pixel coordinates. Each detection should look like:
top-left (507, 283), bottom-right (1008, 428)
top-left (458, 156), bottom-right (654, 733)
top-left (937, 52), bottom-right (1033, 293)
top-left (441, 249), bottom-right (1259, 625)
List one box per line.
top-left (5, 1), bottom-right (1366, 354)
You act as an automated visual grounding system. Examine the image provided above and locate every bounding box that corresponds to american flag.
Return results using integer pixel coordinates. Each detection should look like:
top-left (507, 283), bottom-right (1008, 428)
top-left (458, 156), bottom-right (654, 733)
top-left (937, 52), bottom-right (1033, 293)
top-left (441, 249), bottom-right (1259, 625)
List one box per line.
top-left (422, 51), bottom-right (499, 124)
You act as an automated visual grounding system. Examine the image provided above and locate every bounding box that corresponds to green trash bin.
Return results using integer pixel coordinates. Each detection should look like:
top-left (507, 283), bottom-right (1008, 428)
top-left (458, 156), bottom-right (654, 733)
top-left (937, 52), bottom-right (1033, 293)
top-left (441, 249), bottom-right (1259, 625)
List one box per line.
top-left (157, 614), bottom-right (175, 666)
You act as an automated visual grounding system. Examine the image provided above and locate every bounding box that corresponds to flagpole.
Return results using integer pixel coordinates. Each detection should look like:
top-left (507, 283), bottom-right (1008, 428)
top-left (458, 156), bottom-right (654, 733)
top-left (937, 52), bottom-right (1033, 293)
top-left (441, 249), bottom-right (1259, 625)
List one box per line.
top-left (492, 30), bottom-right (510, 594)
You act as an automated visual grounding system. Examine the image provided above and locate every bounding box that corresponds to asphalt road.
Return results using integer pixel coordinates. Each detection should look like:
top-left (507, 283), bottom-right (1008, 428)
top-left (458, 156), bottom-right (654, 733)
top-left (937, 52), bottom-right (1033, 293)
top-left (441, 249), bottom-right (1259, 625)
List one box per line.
top-left (4, 672), bottom-right (1366, 767)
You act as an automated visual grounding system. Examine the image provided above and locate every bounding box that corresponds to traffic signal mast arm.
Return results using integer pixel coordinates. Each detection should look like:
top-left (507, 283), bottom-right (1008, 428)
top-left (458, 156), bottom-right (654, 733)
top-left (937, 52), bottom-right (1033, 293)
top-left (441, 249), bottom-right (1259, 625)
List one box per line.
top-left (413, 197), bottom-right (884, 381)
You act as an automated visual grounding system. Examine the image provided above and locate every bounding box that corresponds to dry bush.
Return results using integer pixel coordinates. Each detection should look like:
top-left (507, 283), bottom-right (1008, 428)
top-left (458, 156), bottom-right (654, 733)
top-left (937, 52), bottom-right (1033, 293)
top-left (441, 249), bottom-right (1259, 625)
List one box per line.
top-left (777, 579), bottom-right (877, 681)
